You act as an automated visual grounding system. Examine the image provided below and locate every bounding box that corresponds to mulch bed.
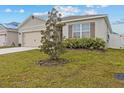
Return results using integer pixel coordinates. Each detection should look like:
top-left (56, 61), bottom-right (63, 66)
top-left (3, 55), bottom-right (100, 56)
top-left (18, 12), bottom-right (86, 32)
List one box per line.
top-left (37, 58), bottom-right (70, 66)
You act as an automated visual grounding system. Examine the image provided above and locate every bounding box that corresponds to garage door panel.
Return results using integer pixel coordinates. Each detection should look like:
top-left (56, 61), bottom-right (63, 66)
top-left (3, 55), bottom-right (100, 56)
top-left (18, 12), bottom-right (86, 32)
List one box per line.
top-left (23, 32), bottom-right (41, 47)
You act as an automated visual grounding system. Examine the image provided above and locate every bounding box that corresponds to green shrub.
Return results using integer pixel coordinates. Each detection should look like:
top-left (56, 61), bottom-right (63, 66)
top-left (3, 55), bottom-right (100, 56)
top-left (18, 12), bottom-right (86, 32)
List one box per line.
top-left (63, 38), bottom-right (106, 50)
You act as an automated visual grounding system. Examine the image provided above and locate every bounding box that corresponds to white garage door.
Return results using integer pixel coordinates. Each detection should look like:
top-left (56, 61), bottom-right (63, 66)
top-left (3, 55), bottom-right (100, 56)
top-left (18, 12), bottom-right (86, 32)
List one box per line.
top-left (23, 31), bottom-right (41, 47)
top-left (0, 34), bottom-right (6, 46)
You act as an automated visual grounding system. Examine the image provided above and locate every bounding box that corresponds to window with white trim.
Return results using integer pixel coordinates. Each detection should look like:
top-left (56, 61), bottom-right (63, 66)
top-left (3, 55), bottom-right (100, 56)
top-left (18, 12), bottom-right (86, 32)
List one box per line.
top-left (71, 23), bottom-right (90, 38)
top-left (73, 24), bottom-right (80, 38)
top-left (81, 23), bottom-right (90, 38)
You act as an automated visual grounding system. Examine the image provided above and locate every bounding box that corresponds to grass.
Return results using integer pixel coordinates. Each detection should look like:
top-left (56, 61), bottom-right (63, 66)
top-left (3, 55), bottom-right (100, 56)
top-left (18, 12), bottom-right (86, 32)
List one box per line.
top-left (0, 49), bottom-right (124, 87)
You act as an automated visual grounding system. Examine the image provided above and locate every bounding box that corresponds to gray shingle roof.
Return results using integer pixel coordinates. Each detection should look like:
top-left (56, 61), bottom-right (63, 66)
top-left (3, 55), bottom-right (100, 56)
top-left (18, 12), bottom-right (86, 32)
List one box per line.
top-left (33, 14), bottom-right (107, 22)
top-left (1, 22), bottom-right (20, 30)
top-left (62, 14), bottom-right (107, 21)
top-left (34, 15), bottom-right (48, 21)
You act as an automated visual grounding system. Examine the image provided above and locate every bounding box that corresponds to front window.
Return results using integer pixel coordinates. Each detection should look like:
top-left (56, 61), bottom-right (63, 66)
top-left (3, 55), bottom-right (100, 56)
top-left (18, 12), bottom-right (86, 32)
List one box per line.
top-left (73, 24), bottom-right (80, 38)
top-left (71, 23), bottom-right (90, 38)
top-left (82, 23), bottom-right (90, 32)
top-left (73, 32), bottom-right (80, 38)
top-left (81, 23), bottom-right (90, 37)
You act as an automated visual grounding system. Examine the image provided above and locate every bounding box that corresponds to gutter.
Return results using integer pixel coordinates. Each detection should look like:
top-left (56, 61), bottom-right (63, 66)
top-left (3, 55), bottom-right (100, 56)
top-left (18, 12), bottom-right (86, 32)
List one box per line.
top-left (61, 15), bottom-right (107, 23)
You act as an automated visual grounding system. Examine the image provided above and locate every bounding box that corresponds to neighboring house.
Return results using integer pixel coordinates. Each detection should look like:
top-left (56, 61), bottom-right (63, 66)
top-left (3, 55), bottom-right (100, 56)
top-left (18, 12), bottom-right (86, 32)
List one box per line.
top-left (0, 22), bottom-right (19, 46)
top-left (18, 14), bottom-right (124, 49)
top-left (109, 33), bottom-right (124, 49)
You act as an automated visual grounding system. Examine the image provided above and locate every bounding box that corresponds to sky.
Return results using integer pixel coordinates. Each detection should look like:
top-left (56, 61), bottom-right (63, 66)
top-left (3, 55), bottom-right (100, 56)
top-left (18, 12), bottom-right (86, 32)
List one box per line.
top-left (0, 5), bottom-right (123, 34)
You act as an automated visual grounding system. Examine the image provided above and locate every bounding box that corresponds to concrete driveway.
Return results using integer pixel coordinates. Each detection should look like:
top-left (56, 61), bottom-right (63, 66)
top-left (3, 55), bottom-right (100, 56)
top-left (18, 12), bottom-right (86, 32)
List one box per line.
top-left (0, 47), bottom-right (37, 55)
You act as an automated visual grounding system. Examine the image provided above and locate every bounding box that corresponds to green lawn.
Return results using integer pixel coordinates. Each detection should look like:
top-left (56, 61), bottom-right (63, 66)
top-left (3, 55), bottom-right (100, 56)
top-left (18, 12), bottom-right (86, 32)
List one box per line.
top-left (0, 49), bottom-right (124, 88)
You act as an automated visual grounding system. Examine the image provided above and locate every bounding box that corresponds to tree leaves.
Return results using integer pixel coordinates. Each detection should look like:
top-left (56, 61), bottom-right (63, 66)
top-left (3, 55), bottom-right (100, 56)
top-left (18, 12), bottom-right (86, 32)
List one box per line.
top-left (40, 8), bottom-right (65, 60)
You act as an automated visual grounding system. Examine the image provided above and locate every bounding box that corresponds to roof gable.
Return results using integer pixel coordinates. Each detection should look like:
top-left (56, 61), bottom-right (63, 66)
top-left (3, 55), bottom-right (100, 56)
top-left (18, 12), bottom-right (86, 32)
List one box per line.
top-left (18, 15), bottom-right (46, 32)
top-left (0, 22), bottom-right (19, 33)
top-left (18, 15), bottom-right (46, 29)
top-left (3, 22), bottom-right (19, 29)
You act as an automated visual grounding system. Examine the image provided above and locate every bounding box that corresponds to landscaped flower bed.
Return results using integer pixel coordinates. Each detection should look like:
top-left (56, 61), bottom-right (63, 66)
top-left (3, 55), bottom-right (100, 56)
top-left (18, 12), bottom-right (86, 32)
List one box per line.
top-left (63, 38), bottom-right (106, 50)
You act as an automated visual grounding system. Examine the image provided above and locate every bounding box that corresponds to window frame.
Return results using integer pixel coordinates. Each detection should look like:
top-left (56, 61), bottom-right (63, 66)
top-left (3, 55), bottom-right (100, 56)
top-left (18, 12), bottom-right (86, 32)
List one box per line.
top-left (71, 23), bottom-right (91, 38)
top-left (81, 23), bottom-right (90, 38)
top-left (72, 24), bottom-right (80, 38)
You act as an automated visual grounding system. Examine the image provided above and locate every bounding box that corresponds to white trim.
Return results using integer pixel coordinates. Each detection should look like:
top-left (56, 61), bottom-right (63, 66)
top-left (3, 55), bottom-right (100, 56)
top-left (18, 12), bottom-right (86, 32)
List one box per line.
top-left (8, 30), bottom-right (18, 32)
top-left (21, 29), bottom-right (42, 33)
top-left (104, 17), bottom-right (112, 33)
top-left (80, 24), bottom-right (82, 38)
top-left (61, 15), bottom-right (107, 23)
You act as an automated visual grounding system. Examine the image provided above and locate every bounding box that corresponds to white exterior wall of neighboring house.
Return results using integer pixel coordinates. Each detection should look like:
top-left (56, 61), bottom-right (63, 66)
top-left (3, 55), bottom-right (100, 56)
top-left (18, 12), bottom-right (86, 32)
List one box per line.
top-left (0, 34), bottom-right (7, 46)
top-left (62, 18), bottom-right (109, 42)
top-left (108, 34), bottom-right (124, 49)
top-left (0, 25), bottom-right (7, 46)
top-left (18, 16), bottom-right (46, 47)
top-left (0, 30), bottom-right (18, 46)
top-left (0, 24), bottom-right (18, 46)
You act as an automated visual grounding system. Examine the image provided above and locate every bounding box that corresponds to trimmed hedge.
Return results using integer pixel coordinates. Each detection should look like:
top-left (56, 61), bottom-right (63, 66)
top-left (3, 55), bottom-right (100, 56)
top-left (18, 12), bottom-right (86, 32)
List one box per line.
top-left (63, 38), bottom-right (106, 50)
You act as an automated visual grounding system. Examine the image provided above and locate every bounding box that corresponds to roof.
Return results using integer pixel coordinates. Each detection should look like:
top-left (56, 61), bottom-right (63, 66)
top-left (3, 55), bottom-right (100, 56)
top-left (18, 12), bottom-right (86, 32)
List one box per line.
top-left (0, 22), bottom-right (20, 31)
top-left (62, 14), bottom-right (107, 21)
top-left (33, 14), bottom-right (107, 22)
top-left (33, 15), bottom-right (48, 21)
top-left (18, 15), bottom-right (46, 29)
top-left (19, 14), bottom-right (112, 33)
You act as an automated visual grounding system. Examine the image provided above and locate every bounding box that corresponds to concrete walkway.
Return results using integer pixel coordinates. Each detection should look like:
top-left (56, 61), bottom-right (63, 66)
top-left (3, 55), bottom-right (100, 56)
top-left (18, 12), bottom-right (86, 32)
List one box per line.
top-left (0, 47), bottom-right (37, 55)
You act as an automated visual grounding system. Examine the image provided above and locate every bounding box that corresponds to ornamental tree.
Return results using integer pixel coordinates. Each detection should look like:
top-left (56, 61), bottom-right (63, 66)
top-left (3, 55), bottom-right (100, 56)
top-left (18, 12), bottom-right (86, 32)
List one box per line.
top-left (40, 8), bottom-right (65, 60)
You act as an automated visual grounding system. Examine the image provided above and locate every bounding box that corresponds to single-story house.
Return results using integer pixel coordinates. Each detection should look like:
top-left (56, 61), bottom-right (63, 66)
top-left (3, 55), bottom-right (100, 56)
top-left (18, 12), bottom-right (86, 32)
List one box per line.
top-left (0, 22), bottom-right (19, 46)
top-left (18, 14), bottom-right (124, 49)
